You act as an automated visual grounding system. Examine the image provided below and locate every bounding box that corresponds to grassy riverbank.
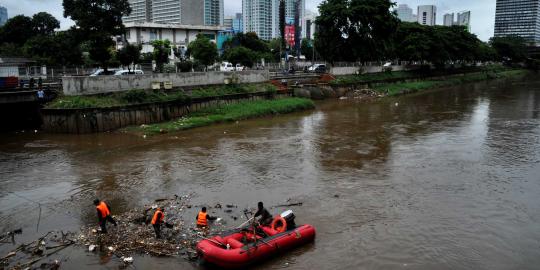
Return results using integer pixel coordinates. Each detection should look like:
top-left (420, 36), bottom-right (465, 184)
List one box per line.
top-left (330, 65), bottom-right (511, 86)
top-left (372, 69), bottom-right (528, 96)
top-left (46, 83), bottom-right (276, 109)
top-left (126, 97), bottom-right (314, 135)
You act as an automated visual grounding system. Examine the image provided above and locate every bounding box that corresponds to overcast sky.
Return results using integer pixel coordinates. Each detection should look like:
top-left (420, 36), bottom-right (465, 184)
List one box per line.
top-left (1, 0), bottom-right (495, 41)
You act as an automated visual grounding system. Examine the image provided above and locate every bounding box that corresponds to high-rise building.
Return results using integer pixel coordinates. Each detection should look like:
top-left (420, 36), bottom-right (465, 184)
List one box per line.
top-left (242, 0), bottom-right (305, 40)
top-left (443, 13), bottom-right (454, 26)
top-left (122, 0), bottom-right (223, 26)
top-left (304, 10), bottom-right (317, 39)
top-left (151, 0), bottom-right (182, 24)
top-left (233, 13), bottom-right (243, 32)
top-left (180, 0), bottom-right (203, 25)
top-left (495, 0), bottom-right (540, 44)
top-left (204, 0), bottom-right (224, 26)
top-left (223, 16), bottom-right (234, 30)
top-left (457, 11), bottom-right (471, 31)
top-left (242, 0), bottom-right (276, 40)
top-left (124, 0), bottom-right (153, 23)
top-left (418, 5), bottom-right (436, 26)
top-left (0, 6), bottom-right (8, 26)
top-left (396, 4), bottom-right (416, 23)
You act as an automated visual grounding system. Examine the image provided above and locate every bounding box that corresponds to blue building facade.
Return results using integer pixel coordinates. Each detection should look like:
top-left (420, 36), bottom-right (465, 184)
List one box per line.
top-left (0, 6), bottom-right (8, 26)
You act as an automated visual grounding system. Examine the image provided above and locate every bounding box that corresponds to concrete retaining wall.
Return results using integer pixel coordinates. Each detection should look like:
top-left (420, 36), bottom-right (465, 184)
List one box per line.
top-left (42, 91), bottom-right (290, 133)
top-left (330, 65), bottom-right (407, 76)
top-left (62, 70), bottom-right (270, 96)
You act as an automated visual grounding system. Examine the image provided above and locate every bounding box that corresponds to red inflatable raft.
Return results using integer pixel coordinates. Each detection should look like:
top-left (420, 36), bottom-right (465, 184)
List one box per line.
top-left (196, 211), bottom-right (316, 269)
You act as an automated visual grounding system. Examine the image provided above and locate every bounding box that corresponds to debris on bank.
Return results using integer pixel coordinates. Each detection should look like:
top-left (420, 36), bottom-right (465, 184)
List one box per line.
top-left (75, 194), bottom-right (212, 260)
top-left (0, 231), bottom-right (74, 269)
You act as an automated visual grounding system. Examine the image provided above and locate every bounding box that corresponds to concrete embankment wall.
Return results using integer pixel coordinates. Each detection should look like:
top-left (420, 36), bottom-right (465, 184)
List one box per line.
top-left (62, 70), bottom-right (270, 96)
top-left (330, 65), bottom-right (408, 76)
top-left (42, 91), bottom-right (289, 134)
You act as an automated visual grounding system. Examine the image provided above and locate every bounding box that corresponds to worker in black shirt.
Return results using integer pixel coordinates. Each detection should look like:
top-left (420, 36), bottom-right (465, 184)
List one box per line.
top-left (254, 202), bottom-right (273, 226)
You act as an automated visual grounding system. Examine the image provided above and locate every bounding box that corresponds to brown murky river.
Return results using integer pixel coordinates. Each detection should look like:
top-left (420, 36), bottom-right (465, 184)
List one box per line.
top-left (1, 75), bottom-right (540, 269)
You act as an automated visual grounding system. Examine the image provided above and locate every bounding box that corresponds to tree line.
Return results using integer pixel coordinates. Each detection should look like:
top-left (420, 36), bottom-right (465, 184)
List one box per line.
top-left (314, 0), bottom-right (532, 66)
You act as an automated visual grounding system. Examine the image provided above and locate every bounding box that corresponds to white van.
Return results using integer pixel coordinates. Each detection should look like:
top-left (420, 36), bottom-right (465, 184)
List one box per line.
top-left (220, 62), bottom-right (235, 72)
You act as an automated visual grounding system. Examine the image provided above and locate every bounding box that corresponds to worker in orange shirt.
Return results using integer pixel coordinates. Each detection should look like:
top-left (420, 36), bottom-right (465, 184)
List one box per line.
top-left (93, 199), bottom-right (117, 233)
top-left (151, 207), bottom-right (165, 239)
top-left (196, 207), bottom-right (217, 228)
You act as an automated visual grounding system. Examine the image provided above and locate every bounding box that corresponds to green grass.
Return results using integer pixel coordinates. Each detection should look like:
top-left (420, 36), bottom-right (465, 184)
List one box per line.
top-left (129, 98), bottom-right (315, 135)
top-left (47, 84), bottom-right (277, 109)
top-left (373, 69), bottom-right (528, 96)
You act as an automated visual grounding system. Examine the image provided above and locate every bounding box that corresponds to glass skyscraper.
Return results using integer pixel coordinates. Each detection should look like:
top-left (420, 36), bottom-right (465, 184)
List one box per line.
top-left (495, 0), bottom-right (540, 44)
top-left (0, 6), bottom-right (7, 26)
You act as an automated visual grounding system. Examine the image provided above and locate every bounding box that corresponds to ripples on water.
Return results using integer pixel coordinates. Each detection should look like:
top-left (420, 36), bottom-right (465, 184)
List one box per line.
top-left (1, 77), bottom-right (540, 269)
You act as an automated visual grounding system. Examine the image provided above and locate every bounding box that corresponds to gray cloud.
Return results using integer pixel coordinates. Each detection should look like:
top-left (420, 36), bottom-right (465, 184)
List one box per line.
top-left (2, 0), bottom-right (494, 41)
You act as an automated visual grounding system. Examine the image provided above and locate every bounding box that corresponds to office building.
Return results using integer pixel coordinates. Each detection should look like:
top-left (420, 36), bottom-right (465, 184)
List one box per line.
top-left (495, 0), bottom-right (540, 44)
top-left (396, 4), bottom-right (417, 23)
top-left (0, 6), bottom-right (8, 26)
top-left (457, 11), bottom-right (471, 31)
top-left (122, 0), bottom-right (223, 26)
top-left (123, 0), bottom-right (153, 23)
top-left (418, 5), bottom-right (436, 26)
top-left (443, 13), bottom-right (454, 26)
top-left (151, 0), bottom-right (182, 24)
top-left (204, 0), bottom-right (224, 26)
top-left (232, 13), bottom-right (243, 32)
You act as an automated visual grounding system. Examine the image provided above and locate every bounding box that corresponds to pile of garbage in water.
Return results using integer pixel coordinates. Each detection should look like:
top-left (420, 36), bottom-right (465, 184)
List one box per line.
top-left (75, 194), bottom-right (224, 261)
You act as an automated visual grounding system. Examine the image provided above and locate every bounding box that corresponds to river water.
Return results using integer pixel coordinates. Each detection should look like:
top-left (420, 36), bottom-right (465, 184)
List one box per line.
top-left (1, 75), bottom-right (540, 269)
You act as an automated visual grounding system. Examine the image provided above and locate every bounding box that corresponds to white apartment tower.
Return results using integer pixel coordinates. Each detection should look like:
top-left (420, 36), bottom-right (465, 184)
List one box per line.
top-left (243, 0), bottom-right (277, 40)
top-left (418, 5), bottom-right (436, 26)
top-left (457, 11), bottom-right (471, 31)
top-left (396, 4), bottom-right (417, 23)
top-left (443, 13), bottom-right (454, 26)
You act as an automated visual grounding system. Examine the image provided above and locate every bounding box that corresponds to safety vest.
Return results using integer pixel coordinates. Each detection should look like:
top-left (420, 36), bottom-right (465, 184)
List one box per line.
top-left (96, 201), bottom-right (110, 218)
top-left (197, 211), bottom-right (208, 226)
top-left (151, 209), bottom-right (164, 225)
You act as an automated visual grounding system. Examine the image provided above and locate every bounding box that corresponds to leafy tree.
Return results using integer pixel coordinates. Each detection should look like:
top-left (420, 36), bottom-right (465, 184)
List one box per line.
top-left (268, 38), bottom-right (283, 62)
top-left (152, 39), bottom-right (171, 73)
top-left (32, 12), bottom-right (60, 36)
top-left (490, 36), bottom-right (528, 63)
top-left (224, 46), bottom-right (257, 67)
top-left (301, 38), bottom-right (314, 60)
top-left (315, 0), bottom-right (398, 63)
top-left (117, 43), bottom-right (141, 71)
top-left (188, 34), bottom-right (218, 69)
top-left (24, 29), bottom-right (84, 66)
top-left (0, 15), bottom-right (35, 45)
top-left (63, 0), bottom-right (132, 70)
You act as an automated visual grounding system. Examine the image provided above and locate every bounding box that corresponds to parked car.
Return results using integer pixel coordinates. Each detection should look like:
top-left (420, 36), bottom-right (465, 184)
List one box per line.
top-left (235, 64), bottom-right (245, 71)
top-left (90, 68), bottom-right (120, 76)
top-left (220, 62), bottom-right (235, 72)
top-left (308, 64), bottom-right (327, 73)
top-left (114, 70), bottom-right (145, 76)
